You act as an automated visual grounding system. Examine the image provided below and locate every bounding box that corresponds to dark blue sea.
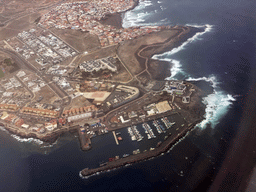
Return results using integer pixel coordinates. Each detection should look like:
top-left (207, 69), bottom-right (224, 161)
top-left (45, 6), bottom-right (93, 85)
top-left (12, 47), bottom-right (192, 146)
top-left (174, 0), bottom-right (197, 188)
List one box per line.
top-left (1, 0), bottom-right (256, 191)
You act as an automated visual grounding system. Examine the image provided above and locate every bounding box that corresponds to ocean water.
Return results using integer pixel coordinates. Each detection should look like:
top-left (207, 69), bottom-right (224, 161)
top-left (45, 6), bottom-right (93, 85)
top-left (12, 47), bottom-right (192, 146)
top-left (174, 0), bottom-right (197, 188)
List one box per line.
top-left (1, 0), bottom-right (256, 191)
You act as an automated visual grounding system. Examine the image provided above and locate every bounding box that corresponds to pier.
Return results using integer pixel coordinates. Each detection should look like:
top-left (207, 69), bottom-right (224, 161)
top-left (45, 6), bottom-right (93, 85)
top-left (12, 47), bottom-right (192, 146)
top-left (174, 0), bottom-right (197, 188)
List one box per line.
top-left (78, 128), bottom-right (92, 151)
top-left (112, 131), bottom-right (119, 145)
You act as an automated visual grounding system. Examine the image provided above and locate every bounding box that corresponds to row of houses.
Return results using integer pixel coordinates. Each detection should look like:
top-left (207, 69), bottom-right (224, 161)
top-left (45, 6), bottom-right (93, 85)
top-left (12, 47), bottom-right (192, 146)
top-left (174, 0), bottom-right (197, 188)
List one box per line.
top-left (20, 107), bottom-right (59, 118)
top-left (0, 104), bottom-right (19, 111)
top-left (62, 105), bottom-right (97, 117)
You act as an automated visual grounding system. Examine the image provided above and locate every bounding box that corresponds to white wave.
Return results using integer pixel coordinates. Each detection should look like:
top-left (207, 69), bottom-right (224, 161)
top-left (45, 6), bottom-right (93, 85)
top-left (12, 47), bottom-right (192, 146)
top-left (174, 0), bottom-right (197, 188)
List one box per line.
top-left (186, 75), bottom-right (219, 88)
top-left (160, 18), bottom-right (168, 22)
top-left (160, 5), bottom-right (166, 11)
top-left (152, 24), bottom-right (233, 129)
top-left (40, 139), bottom-right (58, 148)
top-left (11, 134), bottom-right (44, 145)
top-left (151, 56), bottom-right (183, 80)
top-left (152, 24), bottom-right (214, 79)
top-left (186, 75), bottom-right (236, 129)
top-left (157, 1), bottom-right (163, 3)
top-left (122, 0), bottom-right (158, 28)
top-left (0, 126), bottom-right (8, 132)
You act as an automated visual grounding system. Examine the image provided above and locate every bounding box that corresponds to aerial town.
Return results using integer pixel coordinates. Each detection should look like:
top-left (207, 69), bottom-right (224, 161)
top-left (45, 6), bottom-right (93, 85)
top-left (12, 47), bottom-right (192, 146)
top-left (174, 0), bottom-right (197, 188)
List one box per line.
top-left (0, 0), bottom-right (205, 177)
top-left (39, 0), bottom-right (169, 47)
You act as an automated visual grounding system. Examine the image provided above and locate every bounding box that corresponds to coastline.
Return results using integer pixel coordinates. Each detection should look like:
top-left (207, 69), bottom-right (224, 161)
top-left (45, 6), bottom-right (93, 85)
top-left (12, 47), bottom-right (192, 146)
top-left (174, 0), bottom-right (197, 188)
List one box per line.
top-left (98, 0), bottom-right (139, 29)
top-left (0, 0), bottom-right (208, 175)
top-left (0, 120), bottom-right (79, 143)
top-left (137, 26), bottom-right (203, 80)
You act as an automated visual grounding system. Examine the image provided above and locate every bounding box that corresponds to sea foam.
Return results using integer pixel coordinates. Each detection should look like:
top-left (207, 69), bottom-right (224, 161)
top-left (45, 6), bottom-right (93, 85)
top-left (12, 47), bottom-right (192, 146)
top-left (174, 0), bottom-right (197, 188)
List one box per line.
top-left (152, 25), bottom-right (214, 79)
top-left (153, 24), bottom-right (235, 129)
top-left (122, 0), bottom-right (171, 28)
top-left (11, 134), bottom-right (44, 145)
top-left (186, 76), bottom-right (236, 129)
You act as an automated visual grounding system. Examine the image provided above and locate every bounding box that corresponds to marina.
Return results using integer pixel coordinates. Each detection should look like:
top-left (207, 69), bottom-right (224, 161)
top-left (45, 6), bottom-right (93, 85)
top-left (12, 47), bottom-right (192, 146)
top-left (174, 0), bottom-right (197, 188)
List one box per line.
top-left (153, 120), bottom-right (165, 134)
top-left (161, 117), bottom-right (175, 129)
top-left (142, 122), bottom-right (156, 139)
top-left (80, 120), bottom-right (201, 178)
top-left (127, 125), bottom-right (143, 142)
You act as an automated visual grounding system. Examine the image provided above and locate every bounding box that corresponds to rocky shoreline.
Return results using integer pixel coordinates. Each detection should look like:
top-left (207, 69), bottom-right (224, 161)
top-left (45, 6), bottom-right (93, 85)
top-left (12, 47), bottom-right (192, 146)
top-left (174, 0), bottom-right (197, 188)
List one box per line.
top-left (135, 26), bottom-right (204, 80)
top-left (0, 120), bottom-right (78, 143)
top-left (98, 0), bottom-right (139, 28)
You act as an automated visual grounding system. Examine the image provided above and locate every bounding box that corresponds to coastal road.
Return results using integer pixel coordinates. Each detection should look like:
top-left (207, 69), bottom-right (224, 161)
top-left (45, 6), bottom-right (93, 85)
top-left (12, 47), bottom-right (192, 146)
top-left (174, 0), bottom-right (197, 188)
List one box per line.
top-left (134, 27), bottom-right (184, 80)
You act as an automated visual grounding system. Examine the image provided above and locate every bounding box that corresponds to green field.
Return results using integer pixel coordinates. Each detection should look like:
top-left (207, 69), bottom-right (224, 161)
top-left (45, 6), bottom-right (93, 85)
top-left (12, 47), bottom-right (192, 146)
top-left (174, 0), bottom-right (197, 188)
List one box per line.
top-left (0, 68), bottom-right (4, 78)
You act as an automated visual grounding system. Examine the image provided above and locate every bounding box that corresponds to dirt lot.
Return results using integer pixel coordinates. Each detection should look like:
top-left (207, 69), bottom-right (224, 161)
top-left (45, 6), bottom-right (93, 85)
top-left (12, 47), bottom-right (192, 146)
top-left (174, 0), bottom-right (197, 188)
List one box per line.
top-left (0, 13), bottom-right (40, 40)
top-left (0, 0), bottom-right (60, 23)
top-left (66, 95), bottom-right (92, 110)
top-left (49, 28), bottom-right (101, 53)
top-left (32, 86), bottom-right (60, 105)
top-left (74, 45), bottom-right (118, 65)
top-left (117, 29), bottom-right (179, 76)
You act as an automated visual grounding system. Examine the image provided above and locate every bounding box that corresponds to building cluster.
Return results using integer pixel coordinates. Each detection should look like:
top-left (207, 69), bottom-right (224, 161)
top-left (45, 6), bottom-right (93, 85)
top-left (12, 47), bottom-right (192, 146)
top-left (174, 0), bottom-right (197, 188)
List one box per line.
top-left (117, 100), bottom-right (175, 124)
top-left (1, 77), bottom-right (21, 90)
top-left (79, 56), bottom-right (117, 73)
top-left (0, 104), bottom-right (19, 111)
top-left (164, 81), bottom-right (187, 95)
top-left (0, 74), bottom-right (31, 106)
top-left (52, 76), bottom-right (70, 89)
top-left (0, 111), bottom-right (58, 133)
top-left (39, 1), bottom-right (168, 47)
top-left (46, 65), bottom-right (67, 76)
top-left (62, 105), bottom-right (97, 122)
top-left (105, 85), bottom-right (140, 108)
top-left (15, 28), bottom-right (77, 65)
top-left (143, 101), bottom-right (174, 116)
top-left (79, 80), bottom-right (115, 92)
top-left (20, 107), bottom-right (59, 118)
top-left (17, 70), bottom-right (46, 93)
top-left (164, 80), bottom-right (193, 104)
top-left (118, 109), bottom-right (145, 124)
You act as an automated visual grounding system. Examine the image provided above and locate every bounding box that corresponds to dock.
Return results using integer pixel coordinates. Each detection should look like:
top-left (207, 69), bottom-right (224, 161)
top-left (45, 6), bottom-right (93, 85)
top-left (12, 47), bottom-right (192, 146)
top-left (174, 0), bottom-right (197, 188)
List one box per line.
top-left (78, 128), bottom-right (92, 151)
top-left (112, 131), bottom-right (119, 145)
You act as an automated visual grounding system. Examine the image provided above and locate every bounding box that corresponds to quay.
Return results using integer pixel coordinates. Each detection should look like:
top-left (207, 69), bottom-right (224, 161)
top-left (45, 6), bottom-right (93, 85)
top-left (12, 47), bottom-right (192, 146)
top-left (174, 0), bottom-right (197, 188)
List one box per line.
top-left (78, 127), bottom-right (92, 151)
top-left (80, 119), bottom-right (202, 178)
top-left (112, 131), bottom-right (119, 145)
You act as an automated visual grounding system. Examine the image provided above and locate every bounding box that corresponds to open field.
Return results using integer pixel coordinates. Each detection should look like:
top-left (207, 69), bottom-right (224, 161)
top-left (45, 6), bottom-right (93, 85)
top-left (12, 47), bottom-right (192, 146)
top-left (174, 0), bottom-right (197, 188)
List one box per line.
top-left (0, 0), bottom-right (61, 24)
top-left (49, 28), bottom-right (101, 53)
top-left (32, 86), bottom-right (60, 105)
top-left (0, 13), bottom-right (40, 40)
top-left (0, 69), bottom-right (4, 78)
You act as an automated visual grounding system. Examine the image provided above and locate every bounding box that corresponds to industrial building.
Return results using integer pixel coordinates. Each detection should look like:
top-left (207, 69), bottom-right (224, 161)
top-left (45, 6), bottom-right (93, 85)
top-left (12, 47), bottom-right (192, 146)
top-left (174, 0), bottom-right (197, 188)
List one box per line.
top-left (164, 81), bottom-right (186, 95)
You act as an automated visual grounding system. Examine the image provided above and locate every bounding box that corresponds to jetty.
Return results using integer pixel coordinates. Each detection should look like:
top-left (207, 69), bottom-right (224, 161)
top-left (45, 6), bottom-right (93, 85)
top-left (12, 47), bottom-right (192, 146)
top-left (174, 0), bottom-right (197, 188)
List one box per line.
top-left (112, 131), bottom-right (119, 145)
top-left (78, 127), bottom-right (92, 151)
